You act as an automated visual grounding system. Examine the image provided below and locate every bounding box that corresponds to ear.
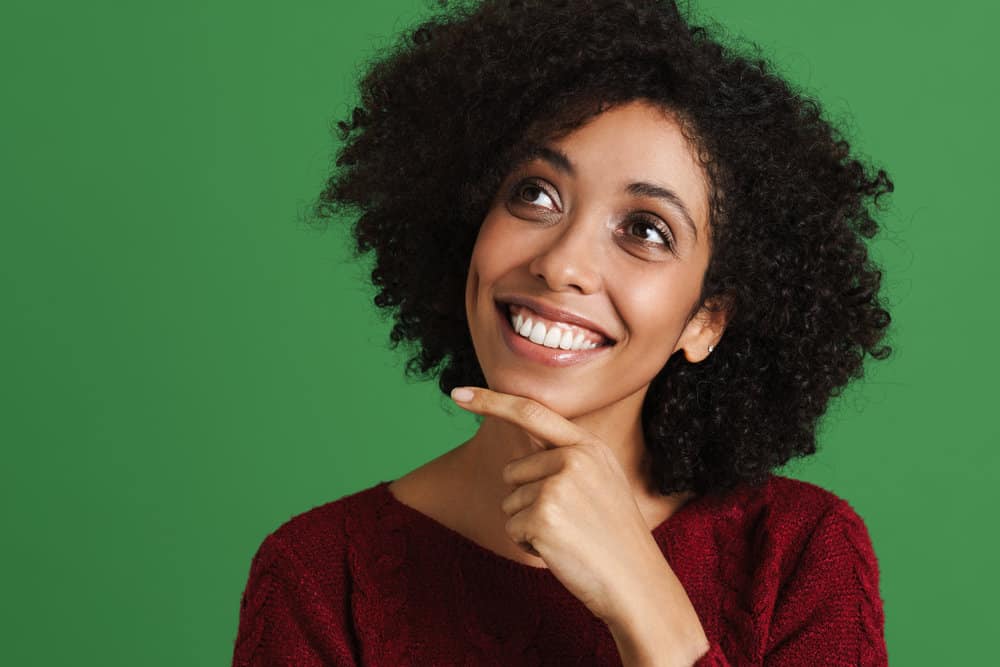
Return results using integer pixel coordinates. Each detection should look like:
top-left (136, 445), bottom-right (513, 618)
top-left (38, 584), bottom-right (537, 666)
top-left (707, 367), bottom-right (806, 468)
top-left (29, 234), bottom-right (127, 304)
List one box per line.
top-left (675, 292), bottom-right (733, 363)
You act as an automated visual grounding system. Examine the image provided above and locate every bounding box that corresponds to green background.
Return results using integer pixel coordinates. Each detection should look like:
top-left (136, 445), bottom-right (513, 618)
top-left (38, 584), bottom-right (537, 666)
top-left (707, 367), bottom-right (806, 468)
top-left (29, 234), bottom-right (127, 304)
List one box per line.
top-left (3, 0), bottom-right (994, 664)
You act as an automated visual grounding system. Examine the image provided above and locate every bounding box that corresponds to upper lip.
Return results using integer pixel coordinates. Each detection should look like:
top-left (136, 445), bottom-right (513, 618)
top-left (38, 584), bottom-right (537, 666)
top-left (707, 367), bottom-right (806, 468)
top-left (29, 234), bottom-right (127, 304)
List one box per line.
top-left (496, 295), bottom-right (617, 344)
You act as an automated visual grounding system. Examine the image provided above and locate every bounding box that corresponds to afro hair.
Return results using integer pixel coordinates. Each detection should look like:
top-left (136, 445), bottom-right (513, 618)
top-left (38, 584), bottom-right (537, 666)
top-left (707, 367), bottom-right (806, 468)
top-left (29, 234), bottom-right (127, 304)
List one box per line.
top-left (312, 0), bottom-right (895, 497)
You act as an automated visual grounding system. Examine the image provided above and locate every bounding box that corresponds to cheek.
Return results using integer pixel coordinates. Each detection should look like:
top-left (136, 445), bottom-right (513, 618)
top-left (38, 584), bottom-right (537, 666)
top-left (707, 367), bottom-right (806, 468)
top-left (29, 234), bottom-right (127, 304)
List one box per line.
top-left (616, 285), bottom-right (690, 347)
top-left (469, 215), bottom-right (530, 279)
top-left (465, 217), bottom-right (506, 312)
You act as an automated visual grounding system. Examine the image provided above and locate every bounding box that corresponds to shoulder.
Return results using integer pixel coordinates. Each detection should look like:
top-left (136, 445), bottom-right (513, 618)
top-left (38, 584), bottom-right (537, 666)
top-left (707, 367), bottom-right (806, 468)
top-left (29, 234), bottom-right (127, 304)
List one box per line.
top-left (699, 475), bottom-right (884, 626)
top-left (764, 473), bottom-right (855, 513)
top-left (744, 473), bottom-right (874, 542)
top-left (249, 480), bottom-right (392, 576)
top-left (697, 473), bottom-right (880, 577)
top-left (752, 478), bottom-right (887, 660)
top-left (772, 475), bottom-right (878, 544)
top-left (734, 474), bottom-right (882, 587)
top-left (234, 484), bottom-right (387, 665)
top-left (764, 475), bottom-right (882, 567)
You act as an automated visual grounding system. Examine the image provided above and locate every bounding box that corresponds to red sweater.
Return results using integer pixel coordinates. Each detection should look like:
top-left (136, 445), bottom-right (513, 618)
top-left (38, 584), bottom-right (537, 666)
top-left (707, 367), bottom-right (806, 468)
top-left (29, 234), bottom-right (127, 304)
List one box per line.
top-left (231, 474), bottom-right (887, 666)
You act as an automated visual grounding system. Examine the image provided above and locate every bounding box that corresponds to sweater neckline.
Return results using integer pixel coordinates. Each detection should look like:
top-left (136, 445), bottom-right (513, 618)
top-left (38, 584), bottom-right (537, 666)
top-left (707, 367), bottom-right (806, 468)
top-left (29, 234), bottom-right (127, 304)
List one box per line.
top-left (374, 478), bottom-right (704, 580)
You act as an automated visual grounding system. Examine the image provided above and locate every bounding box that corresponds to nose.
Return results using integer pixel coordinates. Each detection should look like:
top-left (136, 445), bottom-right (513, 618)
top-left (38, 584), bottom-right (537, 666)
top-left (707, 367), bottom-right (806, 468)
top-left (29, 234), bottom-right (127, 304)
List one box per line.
top-left (527, 213), bottom-right (604, 294)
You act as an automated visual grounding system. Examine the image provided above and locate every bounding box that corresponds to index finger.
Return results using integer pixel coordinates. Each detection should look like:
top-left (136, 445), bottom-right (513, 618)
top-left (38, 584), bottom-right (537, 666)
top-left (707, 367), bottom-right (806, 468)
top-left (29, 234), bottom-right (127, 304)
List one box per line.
top-left (450, 386), bottom-right (592, 450)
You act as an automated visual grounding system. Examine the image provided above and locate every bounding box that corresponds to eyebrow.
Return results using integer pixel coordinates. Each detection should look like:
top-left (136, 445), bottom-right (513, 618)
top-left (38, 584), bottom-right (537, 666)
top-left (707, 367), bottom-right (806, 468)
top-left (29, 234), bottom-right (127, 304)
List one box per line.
top-left (519, 144), bottom-right (699, 241)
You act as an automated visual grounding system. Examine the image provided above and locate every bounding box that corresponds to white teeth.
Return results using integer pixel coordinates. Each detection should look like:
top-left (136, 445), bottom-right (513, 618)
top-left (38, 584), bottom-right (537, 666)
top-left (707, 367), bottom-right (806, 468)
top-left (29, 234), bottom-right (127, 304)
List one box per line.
top-left (529, 321), bottom-right (547, 344)
top-left (543, 326), bottom-right (563, 347)
top-left (558, 329), bottom-right (574, 350)
top-left (517, 315), bottom-right (532, 337)
top-left (509, 310), bottom-right (600, 351)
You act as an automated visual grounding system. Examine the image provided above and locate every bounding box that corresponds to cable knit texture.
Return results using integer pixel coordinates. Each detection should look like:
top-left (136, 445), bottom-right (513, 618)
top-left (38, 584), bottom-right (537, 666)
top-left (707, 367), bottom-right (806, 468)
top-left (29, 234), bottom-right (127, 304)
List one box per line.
top-left (231, 474), bottom-right (887, 666)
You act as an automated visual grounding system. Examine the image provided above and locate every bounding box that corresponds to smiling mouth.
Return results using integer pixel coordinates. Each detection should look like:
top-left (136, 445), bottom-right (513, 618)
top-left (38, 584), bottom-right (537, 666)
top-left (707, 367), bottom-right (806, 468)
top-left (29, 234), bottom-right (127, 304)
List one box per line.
top-left (495, 301), bottom-right (615, 352)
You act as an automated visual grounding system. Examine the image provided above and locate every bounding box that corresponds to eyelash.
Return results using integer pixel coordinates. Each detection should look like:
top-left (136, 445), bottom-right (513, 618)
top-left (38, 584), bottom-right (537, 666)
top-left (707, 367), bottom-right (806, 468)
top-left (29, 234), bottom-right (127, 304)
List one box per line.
top-left (508, 178), bottom-right (676, 252)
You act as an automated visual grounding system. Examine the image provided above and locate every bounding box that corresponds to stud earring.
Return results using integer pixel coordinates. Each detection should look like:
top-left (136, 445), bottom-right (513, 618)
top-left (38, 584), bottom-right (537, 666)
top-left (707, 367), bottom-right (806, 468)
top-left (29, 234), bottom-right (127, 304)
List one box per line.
top-left (708, 344), bottom-right (715, 353)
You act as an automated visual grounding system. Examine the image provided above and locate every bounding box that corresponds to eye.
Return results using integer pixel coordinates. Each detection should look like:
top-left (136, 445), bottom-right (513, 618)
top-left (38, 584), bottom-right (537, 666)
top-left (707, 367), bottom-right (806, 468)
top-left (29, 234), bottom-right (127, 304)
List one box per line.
top-left (624, 213), bottom-right (675, 251)
top-left (509, 178), bottom-right (559, 211)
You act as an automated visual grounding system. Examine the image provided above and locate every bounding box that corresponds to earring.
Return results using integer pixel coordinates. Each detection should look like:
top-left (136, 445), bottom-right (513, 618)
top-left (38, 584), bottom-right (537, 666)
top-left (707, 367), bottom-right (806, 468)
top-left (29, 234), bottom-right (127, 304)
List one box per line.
top-left (708, 344), bottom-right (715, 353)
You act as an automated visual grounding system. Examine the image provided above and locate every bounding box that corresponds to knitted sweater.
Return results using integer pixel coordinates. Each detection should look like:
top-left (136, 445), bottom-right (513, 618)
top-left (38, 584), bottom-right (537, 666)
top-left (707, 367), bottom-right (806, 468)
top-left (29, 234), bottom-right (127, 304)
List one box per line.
top-left (231, 474), bottom-right (887, 666)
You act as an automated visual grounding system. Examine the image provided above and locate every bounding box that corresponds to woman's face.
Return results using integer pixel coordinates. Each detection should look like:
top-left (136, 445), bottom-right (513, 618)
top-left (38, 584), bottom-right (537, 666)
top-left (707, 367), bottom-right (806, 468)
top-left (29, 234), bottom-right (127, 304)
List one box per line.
top-left (464, 99), bottom-right (726, 420)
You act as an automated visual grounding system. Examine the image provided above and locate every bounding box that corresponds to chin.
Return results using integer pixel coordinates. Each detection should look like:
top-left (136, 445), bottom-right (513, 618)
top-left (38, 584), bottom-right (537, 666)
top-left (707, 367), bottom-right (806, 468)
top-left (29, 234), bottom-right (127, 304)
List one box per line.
top-left (484, 373), bottom-right (598, 420)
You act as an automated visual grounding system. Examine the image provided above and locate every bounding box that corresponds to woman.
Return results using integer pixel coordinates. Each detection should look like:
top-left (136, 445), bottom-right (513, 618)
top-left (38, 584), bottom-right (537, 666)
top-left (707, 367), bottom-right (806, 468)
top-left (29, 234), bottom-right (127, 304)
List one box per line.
top-left (232, 0), bottom-right (893, 664)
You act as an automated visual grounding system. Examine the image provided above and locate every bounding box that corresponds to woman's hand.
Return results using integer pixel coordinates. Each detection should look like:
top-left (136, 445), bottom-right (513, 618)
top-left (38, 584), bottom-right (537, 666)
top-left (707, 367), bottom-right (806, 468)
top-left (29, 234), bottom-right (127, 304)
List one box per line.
top-left (449, 386), bottom-right (703, 650)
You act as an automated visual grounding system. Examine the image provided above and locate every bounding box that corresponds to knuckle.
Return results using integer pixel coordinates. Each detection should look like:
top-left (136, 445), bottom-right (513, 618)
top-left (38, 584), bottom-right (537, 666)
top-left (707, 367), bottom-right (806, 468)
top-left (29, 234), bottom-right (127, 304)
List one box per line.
top-left (536, 497), bottom-right (561, 528)
top-left (552, 475), bottom-right (574, 501)
top-left (562, 450), bottom-right (585, 472)
top-left (504, 515), bottom-right (518, 538)
top-left (517, 398), bottom-right (545, 421)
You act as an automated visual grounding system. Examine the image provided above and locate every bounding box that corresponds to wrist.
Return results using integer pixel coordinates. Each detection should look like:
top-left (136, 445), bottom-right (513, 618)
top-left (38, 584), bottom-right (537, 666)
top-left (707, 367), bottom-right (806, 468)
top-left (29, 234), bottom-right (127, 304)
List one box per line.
top-left (604, 550), bottom-right (710, 666)
top-left (608, 615), bottom-right (709, 667)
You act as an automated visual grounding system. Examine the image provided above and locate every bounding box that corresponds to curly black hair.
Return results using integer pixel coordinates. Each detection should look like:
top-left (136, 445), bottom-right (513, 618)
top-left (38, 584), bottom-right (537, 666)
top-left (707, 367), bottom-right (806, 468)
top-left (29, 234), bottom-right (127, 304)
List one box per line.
top-left (311, 0), bottom-right (894, 498)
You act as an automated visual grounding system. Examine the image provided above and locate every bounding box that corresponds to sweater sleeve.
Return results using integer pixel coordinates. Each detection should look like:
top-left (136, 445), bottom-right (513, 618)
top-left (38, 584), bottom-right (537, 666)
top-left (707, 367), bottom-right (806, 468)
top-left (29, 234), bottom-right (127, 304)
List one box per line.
top-left (761, 499), bottom-right (888, 666)
top-left (694, 499), bottom-right (887, 667)
top-left (231, 532), bottom-right (359, 667)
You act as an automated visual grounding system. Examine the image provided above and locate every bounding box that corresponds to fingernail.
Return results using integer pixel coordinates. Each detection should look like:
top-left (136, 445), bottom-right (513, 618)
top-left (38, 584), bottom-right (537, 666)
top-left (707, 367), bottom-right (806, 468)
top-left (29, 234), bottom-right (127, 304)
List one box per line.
top-left (451, 387), bottom-right (474, 402)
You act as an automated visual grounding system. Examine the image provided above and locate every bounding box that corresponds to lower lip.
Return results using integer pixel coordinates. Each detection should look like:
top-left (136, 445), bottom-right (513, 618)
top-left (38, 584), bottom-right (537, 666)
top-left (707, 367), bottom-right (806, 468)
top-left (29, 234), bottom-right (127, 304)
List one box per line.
top-left (495, 301), bottom-right (614, 368)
